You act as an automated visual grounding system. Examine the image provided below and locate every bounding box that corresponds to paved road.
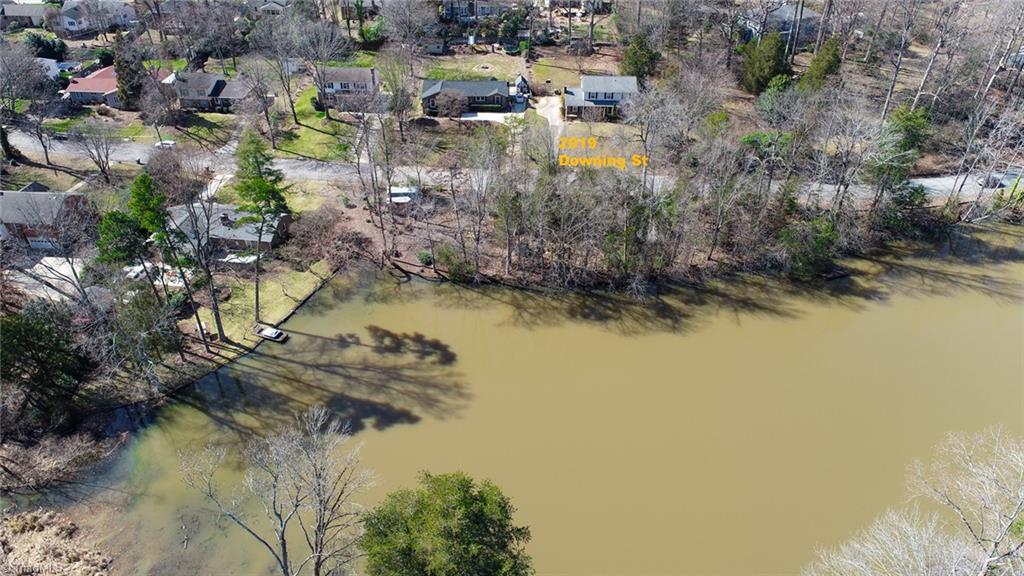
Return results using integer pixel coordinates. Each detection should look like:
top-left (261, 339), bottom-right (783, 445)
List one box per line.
top-left (4, 128), bottom-right (993, 202)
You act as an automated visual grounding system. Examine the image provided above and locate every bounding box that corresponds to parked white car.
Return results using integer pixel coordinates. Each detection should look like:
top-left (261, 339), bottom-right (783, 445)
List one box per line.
top-left (256, 326), bottom-right (288, 342)
top-left (155, 140), bottom-right (177, 149)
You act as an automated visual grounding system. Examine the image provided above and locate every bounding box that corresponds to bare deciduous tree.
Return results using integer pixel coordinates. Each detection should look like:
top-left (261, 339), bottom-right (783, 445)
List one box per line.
top-left (304, 22), bottom-right (353, 121)
top-left (255, 17), bottom-right (302, 126)
top-left (805, 427), bottom-right (1024, 576)
top-left (180, 406), bottom-right (372, 576)
top-left (73, 122), bottom-right (118, 183)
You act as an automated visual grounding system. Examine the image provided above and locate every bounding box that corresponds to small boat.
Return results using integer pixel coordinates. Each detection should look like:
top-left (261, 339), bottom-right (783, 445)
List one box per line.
top-left (256, 326), bottom-right (289, 342)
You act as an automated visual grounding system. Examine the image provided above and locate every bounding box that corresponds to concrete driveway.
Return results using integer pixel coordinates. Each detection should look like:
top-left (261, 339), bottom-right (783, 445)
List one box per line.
top-left (458, 111), bottom-right (526, 123)
top-left (459, 99), bottom-right (529, 123)
top-left (534, 96), bottom-right (564, 140)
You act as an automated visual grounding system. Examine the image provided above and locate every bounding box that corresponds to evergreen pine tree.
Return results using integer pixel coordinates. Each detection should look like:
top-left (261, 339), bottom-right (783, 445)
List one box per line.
top-left (799, 36), bottom-right (842, 91)
top-left (114, 33), bottom-right (147, 109)
top-left (742, 32), bottom-right (791, 94)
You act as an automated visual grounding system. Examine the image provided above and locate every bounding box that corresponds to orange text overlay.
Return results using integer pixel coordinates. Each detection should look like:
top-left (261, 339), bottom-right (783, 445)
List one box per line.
top-left (558, 136), bottom-right (648, 170)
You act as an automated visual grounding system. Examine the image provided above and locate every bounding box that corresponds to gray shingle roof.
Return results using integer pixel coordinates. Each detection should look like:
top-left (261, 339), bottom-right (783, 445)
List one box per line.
top-left (2, 3), bottom-right (47, 17)
top-left (324, 67), bottom-right (376, 85)
top-left (0, 191), bottom-right (83, 226)
top-left (176, 71), bottom-right (222, 96)
top-left (167, 203), bottom-right (284, 245)
top-left (765, 3), bottom-right (820, 25)
top-left (421, 79), bottom-right (509, 99)
top-left (580, 75), bottom-right (638, 95)
top-left (217, 79), bottom-right (251, 100)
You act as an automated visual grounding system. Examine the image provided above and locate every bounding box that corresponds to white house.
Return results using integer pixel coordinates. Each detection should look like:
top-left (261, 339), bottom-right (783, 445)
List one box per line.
top-left (35, 57), bottom-right (59, 79)
top-left (317, 67), bottom-right (379, 110)
top-left (563, 75), bottom-right (638, 119)
top-left (60, 0), bottom-right (136, 34)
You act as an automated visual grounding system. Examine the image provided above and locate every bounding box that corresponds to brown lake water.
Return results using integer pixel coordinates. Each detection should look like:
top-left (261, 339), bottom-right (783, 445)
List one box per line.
top-left (65, 225), bottom-right (1024, 576)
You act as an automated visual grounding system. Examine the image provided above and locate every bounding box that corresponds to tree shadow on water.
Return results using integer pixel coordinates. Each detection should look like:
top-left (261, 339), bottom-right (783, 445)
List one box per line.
top-left (418, 226), bottom-right (1023, 336)
top-left (174, 325), bottom-right (469, 443)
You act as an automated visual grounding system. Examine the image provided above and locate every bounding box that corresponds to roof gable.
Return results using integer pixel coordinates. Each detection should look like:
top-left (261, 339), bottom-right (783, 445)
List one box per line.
top-left (580, 75), bottom-right (638, 94)
top-left (421, 79), bottom-right (509, 99)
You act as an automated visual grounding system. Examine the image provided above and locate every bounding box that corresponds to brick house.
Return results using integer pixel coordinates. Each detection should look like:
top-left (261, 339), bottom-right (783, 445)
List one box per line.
top-left (0, 183), bottom-right (91, 250)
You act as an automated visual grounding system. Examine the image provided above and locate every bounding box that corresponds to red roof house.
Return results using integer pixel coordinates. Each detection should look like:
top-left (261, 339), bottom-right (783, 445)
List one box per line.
top-left (65, 66), bottom-right (121, 107)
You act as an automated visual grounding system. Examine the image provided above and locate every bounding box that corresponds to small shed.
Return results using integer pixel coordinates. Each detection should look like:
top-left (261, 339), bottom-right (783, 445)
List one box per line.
top-left (514, 74), bottom-right (530, 97)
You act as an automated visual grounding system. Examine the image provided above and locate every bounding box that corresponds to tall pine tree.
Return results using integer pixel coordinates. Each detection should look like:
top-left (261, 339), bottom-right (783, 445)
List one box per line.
top-left (114, 33), bottom-right (147, 110)
top-left (799, 36), bottom-right (842, 92)
top-left (742, 32), bottom-right (791, 94)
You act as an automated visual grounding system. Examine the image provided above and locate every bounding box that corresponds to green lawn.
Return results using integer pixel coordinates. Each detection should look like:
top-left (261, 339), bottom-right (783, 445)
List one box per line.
top-left (424, 64), bottom-right (491, 81)
top-left (524, 109), bottom-right (548, 128)
top-left (196, 261), bottom-right (332, 346)
top-left (2, 27), bottom-right (52, 43)
top-left (173, 112), bottom-right (238, 149)
top-left (45, 109), bottom-right (95, 133)
top-left (326, 50), bottom-right (379, 68)
top-left (571, 24), bottom-right (615, 43)
top-left (273, 86), bottom-right (352, 162)
top-left (423, 54), bottom-right (525, 82)
top-left (144, 58), bottom-right (188, 72)
top-left (205, 58), bottom-right (238, 78)
top-left (283, 181), bottom-right (328, 213)
top-left (530, 58), bottom-right (584, 91)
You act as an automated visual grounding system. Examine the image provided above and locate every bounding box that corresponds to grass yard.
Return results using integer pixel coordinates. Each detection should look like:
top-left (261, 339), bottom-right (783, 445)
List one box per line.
top-left (524, 109), bottom-right (546, 126)
top-left (214, 180), bottom-right (328, 214)
top-left (283, 181), bottom-right (330, 213)
top-left (327, 50), bottom-right (379, 68)
top-left (143, 58), bottom-right (188, 72)
top-left (195, 261), bottom-right (333, 346)
top-left (172, 112), bottom-right (238, 149)
top-left (410, 118), bottom-right (509, 167)
top-left (45, 108), bottom-right (95, 133)
top-left (423, 52), bottom-right (526, 82)
top-left (530, 59), bottom-right (580, 91)
top-left (571, 23), bottom-right (615, 43)
top-left (529, 46), bottom-right (622, 92)
top-left (273, 86), bottom-right (352, 162)
top-left (1, 27), bottom-right (51, 43)
top-left (0, 164), bottom-right (82, 192)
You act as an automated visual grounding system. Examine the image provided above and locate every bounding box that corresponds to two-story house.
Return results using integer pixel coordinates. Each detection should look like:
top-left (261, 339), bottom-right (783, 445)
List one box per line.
top-left (317, 67), bottom-right (379, 111)
top-left (442, 0), bottom-right (517, 22)
top-left (563, 75), bottom-right (638, 120)
top-left (173, 71), bottom-right (253, 113)
top-left (420, 79), bottom-right (512, 116)
top-left (245, 0), bottom-right (291, 17)
top-left (59, 0), bottom-right (136, 34)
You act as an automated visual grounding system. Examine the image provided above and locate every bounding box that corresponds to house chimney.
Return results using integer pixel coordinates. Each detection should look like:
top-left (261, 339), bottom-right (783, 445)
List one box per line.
top-left (220, 212), bottom-right (232, 225)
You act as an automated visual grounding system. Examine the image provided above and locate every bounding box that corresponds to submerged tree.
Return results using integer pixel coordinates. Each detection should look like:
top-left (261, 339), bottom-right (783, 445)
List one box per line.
top-left (805, 427), bottom-right (1024, 576)
top-left (180, 406), bottom-right (371, 576)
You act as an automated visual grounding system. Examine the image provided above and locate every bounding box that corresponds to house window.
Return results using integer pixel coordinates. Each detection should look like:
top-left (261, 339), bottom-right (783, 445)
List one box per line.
top-left (586, 91), bottom-right (598, 99)
top-left (339, 82), bottom-right (350, 90)
top-left (603, 92), bottom-right (615, 99)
